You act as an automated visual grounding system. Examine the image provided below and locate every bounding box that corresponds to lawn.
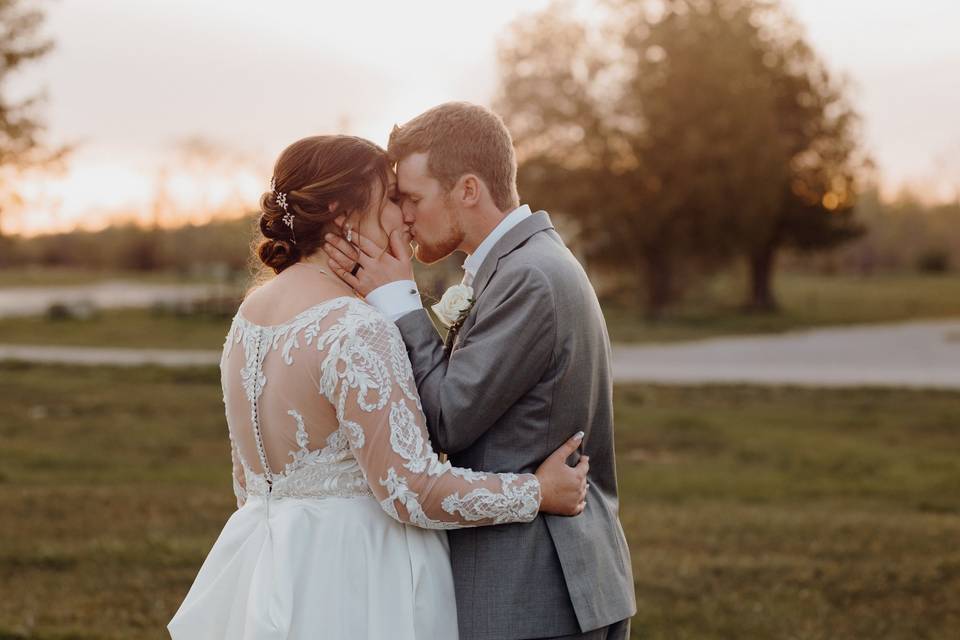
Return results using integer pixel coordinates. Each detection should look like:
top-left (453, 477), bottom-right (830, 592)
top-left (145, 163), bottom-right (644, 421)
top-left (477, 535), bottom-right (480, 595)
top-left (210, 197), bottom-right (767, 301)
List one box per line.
top-left (1, 363), bottom-right (957, 639)
top-left (1, 273), bottom-right (959, 350)
top-left (0, 308), bottom-right (233, 351)
top-left (0, 267), bottom-right (221, 288)
top-left (603, 272), bottom-right (960, 342)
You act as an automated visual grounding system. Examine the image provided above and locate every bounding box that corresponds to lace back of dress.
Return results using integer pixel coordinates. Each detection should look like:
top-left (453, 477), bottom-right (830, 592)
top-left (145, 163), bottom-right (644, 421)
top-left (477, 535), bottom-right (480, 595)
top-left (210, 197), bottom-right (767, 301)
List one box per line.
top-left (222, 298), bottom-right (373, 503)
top-left (220, 293), bottom-right (541, 529)
top-left (247, 329), bottom-right (274, 495)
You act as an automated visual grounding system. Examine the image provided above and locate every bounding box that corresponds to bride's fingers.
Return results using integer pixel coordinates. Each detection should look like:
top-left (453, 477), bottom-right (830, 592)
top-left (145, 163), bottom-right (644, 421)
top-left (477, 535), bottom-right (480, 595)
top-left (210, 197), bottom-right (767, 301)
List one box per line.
top-left (574, 454), bottom-right (589, 477)
top-left (549, 431), bottom-right (585, 463)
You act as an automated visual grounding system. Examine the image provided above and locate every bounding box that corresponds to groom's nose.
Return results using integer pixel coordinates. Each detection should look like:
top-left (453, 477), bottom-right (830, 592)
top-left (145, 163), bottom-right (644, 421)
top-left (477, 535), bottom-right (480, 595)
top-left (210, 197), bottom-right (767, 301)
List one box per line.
top-left (401, 201), bottom-right (416, 224)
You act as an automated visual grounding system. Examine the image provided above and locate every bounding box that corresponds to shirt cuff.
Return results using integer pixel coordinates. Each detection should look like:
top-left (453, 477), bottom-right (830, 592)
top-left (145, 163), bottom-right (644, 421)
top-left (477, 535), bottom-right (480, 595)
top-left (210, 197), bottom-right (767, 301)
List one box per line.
top-left (366, 280), bottom-right (423, 322)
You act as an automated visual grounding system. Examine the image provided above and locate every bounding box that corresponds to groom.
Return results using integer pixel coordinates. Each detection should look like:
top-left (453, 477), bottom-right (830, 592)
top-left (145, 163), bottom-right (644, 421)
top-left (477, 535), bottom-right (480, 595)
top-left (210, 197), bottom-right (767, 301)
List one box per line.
top-left (324, 102), bottom-right (635, 640)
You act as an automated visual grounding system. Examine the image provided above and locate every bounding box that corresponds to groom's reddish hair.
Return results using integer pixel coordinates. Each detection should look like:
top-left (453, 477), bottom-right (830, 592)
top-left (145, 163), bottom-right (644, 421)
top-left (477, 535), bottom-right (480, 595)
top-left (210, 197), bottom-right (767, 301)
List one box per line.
top-left (387, 102), bottom-right (520, 212)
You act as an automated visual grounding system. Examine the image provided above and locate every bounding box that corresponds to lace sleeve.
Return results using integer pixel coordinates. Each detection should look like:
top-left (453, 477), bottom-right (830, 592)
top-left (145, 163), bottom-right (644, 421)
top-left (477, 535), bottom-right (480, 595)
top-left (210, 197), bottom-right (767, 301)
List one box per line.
top-left (319, 303), bottom-right (541, 529)
top-left (230, 438), bottom-right (247, 509)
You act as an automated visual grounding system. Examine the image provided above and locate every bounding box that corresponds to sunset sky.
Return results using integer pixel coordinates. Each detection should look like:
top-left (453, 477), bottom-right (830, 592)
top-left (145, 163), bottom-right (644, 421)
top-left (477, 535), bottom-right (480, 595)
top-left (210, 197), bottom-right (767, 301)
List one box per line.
top-left (5, 0), bottom-right (960, 236)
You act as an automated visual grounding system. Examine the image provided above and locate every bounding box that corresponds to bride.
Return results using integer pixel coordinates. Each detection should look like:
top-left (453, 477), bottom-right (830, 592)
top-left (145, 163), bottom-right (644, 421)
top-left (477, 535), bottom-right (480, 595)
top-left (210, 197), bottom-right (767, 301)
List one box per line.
top-left (167, 135), bottom-right (590, 639)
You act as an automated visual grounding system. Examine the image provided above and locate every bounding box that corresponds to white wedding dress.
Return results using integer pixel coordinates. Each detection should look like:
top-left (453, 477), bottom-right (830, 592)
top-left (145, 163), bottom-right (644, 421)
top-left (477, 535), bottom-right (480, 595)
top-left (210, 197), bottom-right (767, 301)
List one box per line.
top-left (167, 291), bottom-right (542, 639)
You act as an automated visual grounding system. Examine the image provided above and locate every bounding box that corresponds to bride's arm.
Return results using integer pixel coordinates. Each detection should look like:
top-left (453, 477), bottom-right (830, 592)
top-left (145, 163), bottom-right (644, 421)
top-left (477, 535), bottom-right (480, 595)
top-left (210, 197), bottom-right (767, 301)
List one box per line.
top-left (319, 304), bottom-right (584, 529)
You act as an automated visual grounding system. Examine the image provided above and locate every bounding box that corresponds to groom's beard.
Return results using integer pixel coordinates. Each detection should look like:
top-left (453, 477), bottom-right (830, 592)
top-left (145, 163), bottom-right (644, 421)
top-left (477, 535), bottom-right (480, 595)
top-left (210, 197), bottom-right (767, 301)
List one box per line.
top-left (413, 219), bottom-right (463, 265)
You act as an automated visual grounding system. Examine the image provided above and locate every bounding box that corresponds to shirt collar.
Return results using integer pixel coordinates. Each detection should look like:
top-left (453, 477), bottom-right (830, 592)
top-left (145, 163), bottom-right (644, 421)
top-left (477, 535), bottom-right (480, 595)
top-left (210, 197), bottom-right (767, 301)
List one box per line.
top-left (463, 204), bottom-right (532, 277)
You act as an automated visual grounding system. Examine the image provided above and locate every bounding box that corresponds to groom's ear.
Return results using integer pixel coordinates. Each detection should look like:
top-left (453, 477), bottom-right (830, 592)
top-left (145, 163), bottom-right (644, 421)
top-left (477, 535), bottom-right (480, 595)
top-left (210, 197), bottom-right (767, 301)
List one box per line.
top-left (459, 174), bottom-right (481, 208)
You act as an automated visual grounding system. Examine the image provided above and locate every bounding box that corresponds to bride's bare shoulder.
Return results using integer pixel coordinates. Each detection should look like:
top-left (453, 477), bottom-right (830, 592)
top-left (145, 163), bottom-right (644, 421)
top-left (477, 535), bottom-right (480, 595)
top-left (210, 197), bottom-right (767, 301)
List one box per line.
top-left (238, 264), bottom-right (357, 325)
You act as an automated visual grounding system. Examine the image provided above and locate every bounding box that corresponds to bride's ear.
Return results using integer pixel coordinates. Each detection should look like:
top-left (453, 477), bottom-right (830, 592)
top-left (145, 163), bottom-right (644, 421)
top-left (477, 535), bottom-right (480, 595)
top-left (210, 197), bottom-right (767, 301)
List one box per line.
top-left (332, 213), bottom-right (346, 230)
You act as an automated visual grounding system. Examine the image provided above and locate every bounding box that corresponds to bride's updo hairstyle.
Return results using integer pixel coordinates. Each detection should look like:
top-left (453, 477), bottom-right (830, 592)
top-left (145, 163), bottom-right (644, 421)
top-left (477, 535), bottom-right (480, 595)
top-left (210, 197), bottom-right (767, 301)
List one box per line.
top-left (257, 135), bottom-right (391, 274)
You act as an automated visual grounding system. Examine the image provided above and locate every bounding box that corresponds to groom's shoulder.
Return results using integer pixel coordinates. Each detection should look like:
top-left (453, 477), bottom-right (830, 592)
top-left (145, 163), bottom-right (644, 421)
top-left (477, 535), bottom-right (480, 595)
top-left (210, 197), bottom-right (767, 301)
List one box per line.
top-left (499, 227), bottom-right (584, 286)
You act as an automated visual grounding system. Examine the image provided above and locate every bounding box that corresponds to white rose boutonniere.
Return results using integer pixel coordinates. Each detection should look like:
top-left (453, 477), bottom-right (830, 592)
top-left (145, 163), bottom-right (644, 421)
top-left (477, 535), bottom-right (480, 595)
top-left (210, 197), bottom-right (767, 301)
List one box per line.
top-left (432, 283), bottom-right (475, 328)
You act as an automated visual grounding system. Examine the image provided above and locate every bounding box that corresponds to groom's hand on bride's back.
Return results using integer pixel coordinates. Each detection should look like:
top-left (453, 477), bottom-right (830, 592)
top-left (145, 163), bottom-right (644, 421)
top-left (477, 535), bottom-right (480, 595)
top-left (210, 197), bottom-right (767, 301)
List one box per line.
top-left (535, 431), bottom-right (590, 517)
top-left (323, 228), bottom-right (415, 296)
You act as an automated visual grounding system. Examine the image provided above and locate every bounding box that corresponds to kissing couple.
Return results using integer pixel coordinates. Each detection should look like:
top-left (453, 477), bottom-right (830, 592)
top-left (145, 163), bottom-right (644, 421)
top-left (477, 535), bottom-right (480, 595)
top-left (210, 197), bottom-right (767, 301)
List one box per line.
top-left (168, 101), bottom-right (635, 640)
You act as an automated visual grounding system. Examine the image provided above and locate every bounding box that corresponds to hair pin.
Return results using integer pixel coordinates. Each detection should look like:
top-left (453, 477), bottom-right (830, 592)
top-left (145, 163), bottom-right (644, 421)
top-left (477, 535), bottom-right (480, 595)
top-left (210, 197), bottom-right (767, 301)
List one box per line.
top-left (270, 175), bottom-right (296, 243)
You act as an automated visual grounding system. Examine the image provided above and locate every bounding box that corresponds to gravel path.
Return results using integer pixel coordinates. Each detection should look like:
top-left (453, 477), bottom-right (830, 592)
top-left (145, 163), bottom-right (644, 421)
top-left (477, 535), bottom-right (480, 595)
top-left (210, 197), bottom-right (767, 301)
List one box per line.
top-left (0, 282), bottom-right (221, 318)
top-left (611, 319), bottom-right (960, 389)
top-left (0, 344), bottom-right (220, 367)
top-left (2, 319), bottom-right (959, 389)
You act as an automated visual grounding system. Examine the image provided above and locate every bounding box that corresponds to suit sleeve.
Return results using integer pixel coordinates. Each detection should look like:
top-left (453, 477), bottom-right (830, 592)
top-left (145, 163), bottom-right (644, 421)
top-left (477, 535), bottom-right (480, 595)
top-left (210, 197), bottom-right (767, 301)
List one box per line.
top-left (396, 265), bottom-right (556, 454)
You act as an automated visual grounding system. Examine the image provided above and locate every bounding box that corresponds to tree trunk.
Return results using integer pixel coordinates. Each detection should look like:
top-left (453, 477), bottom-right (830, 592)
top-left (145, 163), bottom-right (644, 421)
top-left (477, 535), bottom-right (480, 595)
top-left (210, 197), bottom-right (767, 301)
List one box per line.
top-left (642, 253), bottom-right (673, 320)
top-left (746, 245), bottom-right (779, 312)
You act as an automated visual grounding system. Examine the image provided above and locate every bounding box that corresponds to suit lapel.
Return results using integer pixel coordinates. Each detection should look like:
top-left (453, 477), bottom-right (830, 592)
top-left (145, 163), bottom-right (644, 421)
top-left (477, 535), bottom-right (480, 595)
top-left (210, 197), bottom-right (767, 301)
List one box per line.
top-left (470, 211), bottom-right (554, 301)
top-left (449, 212), bottom-right (554, 353)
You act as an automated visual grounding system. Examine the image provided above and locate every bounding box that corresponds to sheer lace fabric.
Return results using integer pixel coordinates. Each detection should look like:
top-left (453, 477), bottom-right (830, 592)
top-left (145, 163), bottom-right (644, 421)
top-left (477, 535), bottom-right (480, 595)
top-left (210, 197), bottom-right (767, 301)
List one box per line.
top-left (221, 295), bottom-right (541, 529)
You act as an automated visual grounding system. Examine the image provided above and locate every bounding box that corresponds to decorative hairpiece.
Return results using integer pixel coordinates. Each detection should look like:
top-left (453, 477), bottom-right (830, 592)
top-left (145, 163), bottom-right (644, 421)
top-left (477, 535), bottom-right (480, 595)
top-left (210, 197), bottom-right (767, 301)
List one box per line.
top-left (270, 176), bottom-right (296, 244)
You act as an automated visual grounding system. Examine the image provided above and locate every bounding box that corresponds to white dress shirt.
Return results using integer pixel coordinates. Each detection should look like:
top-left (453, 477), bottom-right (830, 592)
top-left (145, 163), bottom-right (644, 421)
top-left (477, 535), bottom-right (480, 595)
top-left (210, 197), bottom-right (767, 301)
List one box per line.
top-left (366, 204), bottom-right (533, 321)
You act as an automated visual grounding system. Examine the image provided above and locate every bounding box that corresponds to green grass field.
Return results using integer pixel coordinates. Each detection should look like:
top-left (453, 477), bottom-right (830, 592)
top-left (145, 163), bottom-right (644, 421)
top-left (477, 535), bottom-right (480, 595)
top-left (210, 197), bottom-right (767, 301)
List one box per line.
top-left (0, 363), bottom-right (957, 639)
top-left (0, 308), bottom-right (233, 351)
top-left (603, 272), bottom-right (960, 342)
top-left (1, 273), bottom-right (958, 350)
top-left (0, 267), bottom-right (222, 288)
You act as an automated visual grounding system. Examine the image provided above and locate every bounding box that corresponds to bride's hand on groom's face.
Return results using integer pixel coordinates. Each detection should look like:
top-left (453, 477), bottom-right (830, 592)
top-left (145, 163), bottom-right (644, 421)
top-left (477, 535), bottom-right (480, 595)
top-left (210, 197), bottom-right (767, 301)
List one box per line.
top-left (535, 431), bottom-right (590, 517)
top-left (322, 228), bottom-right (415, 296)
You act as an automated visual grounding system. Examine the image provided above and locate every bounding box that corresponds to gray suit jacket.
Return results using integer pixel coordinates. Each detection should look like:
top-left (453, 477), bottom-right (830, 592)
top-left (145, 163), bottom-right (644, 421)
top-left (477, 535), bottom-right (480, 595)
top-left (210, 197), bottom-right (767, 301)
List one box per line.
top-left (396, 212), bottom-right (636, 640)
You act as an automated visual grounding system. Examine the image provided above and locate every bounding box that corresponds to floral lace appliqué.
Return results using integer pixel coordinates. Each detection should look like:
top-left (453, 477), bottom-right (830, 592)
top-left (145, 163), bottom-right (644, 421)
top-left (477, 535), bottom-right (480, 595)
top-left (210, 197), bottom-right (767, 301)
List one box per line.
top-left (220, 297), bottom-right (541, 527)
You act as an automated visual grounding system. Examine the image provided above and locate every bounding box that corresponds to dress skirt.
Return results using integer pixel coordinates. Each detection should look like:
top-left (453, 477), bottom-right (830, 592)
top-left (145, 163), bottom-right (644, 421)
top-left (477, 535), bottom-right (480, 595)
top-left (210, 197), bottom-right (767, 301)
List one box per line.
top-left (167, 495), bottom-right (458, 639)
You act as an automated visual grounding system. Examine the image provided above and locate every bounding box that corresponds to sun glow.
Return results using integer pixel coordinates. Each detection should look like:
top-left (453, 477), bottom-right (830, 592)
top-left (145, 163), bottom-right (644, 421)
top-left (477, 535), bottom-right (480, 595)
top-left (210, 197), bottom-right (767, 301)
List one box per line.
top-left (2, 0), bottom-right (957, 238)
top-left (7, 162), bottom-right (264, 237)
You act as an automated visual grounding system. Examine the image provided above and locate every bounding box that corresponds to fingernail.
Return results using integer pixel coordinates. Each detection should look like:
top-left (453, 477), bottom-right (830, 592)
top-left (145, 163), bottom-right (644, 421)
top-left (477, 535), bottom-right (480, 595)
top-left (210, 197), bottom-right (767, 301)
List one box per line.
top-left (574, 431), bottom-right (584, 440)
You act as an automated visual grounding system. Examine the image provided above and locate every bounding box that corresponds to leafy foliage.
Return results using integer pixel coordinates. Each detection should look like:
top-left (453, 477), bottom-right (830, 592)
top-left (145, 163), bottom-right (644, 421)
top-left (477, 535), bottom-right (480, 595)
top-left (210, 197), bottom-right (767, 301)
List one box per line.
top-left (0, 0), bottom-right (67, 231)
top-left (496, 0), bottom-right (865, 314)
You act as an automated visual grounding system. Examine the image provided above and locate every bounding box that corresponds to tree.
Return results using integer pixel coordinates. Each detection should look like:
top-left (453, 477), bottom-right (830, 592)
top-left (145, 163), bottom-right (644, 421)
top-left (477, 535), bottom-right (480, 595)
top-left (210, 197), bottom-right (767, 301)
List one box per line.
top-left (496, 2), bottom-right (700, 316)
top-left (0, 0), bottom-right (65, 235)
top-left (616, 0), bottom-right (790, 311)
top-left (496, 0), bottom-right (865, 315)
top-left (731, 2), bottom-right (864, 309)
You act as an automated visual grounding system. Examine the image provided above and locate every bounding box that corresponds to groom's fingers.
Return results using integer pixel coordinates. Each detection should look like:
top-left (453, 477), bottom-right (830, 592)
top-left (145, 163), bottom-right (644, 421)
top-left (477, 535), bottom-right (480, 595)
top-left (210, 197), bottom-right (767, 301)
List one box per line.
top-left (322, 237), bottom-right (360, 274)
top-left (353, 230), bottom-right (387, 262)
top-left (325, 245), bottom-right (358, 276)
top-left (323, 233), bottom-right (360, 262)
top-left (389, 228), bottom-right (413, 262)
top-left (326, 256), bottom-right (362, 290)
